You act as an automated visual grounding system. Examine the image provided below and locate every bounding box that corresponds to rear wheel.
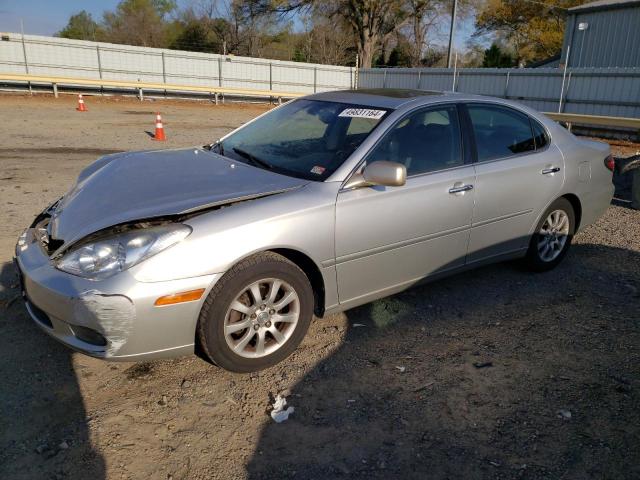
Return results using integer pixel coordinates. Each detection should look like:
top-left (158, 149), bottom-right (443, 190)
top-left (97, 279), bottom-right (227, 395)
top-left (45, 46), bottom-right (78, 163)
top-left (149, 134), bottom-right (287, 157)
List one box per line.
top-left (197, 252), bottom-right (313, 373)
top-left (524, 198), bottom-right (575, 272)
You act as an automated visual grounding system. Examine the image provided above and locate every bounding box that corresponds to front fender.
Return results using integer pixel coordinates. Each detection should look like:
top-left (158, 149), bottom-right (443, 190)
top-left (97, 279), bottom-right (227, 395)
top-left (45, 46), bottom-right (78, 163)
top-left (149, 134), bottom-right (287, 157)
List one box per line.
top-left (130, 182), bottom-right (339, 283)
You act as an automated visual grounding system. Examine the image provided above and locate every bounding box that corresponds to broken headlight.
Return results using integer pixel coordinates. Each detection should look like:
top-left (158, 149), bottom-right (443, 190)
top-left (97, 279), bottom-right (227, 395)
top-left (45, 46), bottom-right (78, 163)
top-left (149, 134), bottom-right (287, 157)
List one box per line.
top-left (56, 224), bottom-right (191, 280)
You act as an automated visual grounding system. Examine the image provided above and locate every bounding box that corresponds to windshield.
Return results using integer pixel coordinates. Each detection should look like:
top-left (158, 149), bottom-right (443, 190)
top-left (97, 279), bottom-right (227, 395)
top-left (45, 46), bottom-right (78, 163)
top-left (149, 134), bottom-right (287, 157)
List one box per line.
top-left (213, 99), bottom-right (390, 181)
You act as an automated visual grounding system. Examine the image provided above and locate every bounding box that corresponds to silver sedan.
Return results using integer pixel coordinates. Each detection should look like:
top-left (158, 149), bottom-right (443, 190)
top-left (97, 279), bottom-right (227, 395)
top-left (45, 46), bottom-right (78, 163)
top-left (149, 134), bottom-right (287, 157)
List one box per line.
top-left (15, 89), bottom-right (614, 372)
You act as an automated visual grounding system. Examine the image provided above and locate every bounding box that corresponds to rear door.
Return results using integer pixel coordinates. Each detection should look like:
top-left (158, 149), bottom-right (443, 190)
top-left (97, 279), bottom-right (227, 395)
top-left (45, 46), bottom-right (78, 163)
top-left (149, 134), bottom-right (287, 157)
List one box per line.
top-left (334, 104), bottom-right (476, 306)
top-left (464, 103), bottom-right (565, 263)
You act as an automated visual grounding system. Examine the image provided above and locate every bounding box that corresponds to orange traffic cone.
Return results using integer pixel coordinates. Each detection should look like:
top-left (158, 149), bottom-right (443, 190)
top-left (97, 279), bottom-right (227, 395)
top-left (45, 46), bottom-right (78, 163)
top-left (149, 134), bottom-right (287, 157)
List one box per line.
top-left (152, 112), bottom-right (166, 141)
top-left (75, 94), bottom-right (87, 112)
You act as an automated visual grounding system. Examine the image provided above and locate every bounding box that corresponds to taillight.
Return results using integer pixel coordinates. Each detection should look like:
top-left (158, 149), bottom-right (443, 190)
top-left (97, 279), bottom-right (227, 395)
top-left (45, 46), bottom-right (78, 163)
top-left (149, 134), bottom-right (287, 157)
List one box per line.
top-left (604, 155), bottom-right (615, 172)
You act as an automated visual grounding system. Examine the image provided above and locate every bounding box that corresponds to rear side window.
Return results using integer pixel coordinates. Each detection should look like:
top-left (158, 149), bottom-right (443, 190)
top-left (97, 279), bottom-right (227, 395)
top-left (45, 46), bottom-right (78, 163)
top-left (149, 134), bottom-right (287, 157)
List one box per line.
top-left (532, 120), bottom-right (549, 149)
top-left (467, 105), bottom-right (535, 162)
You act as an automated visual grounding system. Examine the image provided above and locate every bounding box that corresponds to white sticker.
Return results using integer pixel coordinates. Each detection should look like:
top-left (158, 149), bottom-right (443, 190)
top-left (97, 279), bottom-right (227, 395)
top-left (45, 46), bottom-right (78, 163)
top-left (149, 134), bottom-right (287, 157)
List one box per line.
top-left (310, 165), bottom-right (326, 175)
top-left (338, 108), bottom-right (386, 120)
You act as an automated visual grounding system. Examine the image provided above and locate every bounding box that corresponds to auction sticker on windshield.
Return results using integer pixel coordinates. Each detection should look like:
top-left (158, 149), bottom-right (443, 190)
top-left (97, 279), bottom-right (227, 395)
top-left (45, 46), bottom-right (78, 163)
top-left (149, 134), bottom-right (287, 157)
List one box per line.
top-left (338, 108), bottom-right (386, 120)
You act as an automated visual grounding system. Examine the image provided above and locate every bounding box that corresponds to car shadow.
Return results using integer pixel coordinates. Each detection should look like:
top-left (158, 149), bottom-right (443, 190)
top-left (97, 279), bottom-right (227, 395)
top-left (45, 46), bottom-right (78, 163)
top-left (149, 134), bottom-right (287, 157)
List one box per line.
top-left (246, 242), bottom-right (640, 479)
top-left (0, 261), bottom-right (105, 480)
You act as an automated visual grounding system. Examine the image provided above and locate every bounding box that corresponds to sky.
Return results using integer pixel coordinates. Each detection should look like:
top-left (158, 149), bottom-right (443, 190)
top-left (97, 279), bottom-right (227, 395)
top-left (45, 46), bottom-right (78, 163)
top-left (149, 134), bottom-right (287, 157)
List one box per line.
top-left (0, 0), bottom-right (476, 51)
top-left (0, 0), bottom-right (121, 35)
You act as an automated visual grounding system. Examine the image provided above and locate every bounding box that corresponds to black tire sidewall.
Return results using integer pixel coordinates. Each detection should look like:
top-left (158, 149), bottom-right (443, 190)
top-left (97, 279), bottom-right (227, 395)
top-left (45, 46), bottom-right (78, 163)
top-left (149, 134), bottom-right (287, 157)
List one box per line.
top-left (199, 254), bottom-right (313, 373)
top-left (526, 198), bottom-right (575, 272)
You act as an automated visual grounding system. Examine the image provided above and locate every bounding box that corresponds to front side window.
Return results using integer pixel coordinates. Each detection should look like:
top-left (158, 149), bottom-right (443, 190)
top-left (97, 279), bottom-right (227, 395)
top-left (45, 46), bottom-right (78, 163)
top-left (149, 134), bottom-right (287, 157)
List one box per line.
top-left (468, 104), bottom-right (535, 162)
top-left (215, 100), bottom-right (389, 181)
top-left (366, 105), bottom-right (463, 176)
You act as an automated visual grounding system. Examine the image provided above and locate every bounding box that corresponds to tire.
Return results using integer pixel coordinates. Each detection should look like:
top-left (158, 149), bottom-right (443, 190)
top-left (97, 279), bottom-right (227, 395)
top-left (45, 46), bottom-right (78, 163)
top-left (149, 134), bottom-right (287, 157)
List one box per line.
top-left (524, 197), bottom-right (575, 272)
top-left (197, 252), bottom-right (314, 373)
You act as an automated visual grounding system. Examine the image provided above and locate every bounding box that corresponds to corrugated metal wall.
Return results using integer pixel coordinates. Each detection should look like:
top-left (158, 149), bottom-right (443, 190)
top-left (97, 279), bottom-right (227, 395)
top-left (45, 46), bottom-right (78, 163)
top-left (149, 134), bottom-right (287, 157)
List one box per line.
top-left (359, 67), bottom-right (640, 118)
top-left (0, 33), bottom-right (354, 94)
top-left (562, 5), bottom-right (640, 68)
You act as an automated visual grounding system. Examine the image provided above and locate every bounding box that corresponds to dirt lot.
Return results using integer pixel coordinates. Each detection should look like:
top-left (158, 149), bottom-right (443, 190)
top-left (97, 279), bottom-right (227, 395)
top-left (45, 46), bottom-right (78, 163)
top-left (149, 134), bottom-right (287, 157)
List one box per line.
top-left (0, 93), bottom-right (639, 480)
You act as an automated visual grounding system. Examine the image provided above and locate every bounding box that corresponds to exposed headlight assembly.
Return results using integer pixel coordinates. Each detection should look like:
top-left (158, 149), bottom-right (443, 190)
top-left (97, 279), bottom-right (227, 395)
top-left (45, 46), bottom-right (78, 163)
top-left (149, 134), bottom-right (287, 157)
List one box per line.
top-left (56, 224), bottom-right (191, 280)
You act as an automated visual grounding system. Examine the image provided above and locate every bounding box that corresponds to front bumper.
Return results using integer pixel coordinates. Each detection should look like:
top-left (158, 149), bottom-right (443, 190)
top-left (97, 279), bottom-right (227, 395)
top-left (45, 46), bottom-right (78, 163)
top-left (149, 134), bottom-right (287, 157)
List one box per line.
top-left (15, 228), bottom-right (220, 361)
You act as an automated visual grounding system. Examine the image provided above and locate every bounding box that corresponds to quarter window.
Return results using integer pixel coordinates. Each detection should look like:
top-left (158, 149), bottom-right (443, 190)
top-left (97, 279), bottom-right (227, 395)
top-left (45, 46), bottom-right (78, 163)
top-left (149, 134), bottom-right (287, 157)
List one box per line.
top-left (532, 120), bottom-right (549, 150)
top-left (367, 105), bottom-right (463, 176)
top-left (467, 105), bottom-right (536, 162)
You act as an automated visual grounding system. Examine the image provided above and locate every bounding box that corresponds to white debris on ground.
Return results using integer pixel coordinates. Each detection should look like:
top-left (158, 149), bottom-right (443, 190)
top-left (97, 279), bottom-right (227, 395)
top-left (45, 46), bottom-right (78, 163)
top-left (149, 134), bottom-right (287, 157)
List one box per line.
top-left (270, 394), bottom-right (294, 423)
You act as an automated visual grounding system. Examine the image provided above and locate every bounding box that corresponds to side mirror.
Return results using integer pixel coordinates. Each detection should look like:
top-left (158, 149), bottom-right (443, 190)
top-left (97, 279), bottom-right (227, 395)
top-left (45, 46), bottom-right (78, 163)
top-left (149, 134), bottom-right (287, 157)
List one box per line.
top-left (343, 161), bottom-right (407, 189)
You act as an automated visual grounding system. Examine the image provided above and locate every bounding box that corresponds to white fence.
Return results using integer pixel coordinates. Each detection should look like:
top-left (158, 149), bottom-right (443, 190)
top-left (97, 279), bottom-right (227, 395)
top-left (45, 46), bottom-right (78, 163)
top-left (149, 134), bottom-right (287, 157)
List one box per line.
top-left (0, 33), bottom-right (355, 94)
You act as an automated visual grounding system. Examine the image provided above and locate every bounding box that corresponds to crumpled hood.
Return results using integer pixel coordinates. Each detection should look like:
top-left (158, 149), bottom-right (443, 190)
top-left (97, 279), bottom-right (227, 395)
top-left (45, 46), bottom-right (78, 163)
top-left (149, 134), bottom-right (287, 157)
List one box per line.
top-left (49, 147), bottom-right (308, 245)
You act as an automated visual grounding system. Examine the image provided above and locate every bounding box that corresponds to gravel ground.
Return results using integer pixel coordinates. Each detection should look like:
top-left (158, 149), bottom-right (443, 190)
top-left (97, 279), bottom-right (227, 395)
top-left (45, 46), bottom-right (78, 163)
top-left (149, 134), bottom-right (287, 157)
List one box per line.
top-left (0, 93), bottom-right (639, 480)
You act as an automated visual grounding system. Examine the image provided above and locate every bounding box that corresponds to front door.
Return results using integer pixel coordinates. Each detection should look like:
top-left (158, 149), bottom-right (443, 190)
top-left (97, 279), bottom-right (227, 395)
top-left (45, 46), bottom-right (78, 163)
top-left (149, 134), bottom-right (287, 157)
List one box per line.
top-left (334, 104), bottom-right (476, 307)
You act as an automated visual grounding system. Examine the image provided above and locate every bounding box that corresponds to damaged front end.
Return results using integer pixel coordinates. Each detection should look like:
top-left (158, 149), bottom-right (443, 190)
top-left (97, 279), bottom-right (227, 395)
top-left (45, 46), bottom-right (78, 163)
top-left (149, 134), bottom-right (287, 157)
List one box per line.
top-left (16, 203), bottom-right (194, 357)
top-left (15, 204), bottom-right (229, 360)
top-left (72, 290), bottom-right (135, 352)
top-left (15, 147), bottom-right (309, 360)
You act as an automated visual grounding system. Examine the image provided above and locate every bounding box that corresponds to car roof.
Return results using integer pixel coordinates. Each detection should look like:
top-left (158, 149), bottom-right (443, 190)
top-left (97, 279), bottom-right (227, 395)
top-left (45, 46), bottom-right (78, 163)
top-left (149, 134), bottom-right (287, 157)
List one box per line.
top-left (306, 89), bottom-right (553, 122)
top-left (307, 89), bottom-right (450, 109)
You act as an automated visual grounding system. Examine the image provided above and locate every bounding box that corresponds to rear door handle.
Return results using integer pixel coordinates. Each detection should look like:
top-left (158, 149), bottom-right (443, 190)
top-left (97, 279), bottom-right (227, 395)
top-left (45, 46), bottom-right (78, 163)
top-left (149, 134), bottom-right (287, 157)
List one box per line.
top-left (542, 167), bottom-right (560, 175)
top-left (449, 184), bottom-right (474, 194)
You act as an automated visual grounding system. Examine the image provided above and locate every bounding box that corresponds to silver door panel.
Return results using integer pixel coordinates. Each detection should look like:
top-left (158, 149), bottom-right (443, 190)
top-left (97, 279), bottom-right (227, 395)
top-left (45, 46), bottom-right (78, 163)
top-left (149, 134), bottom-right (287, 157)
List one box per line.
top-left (335, 229), bottom-right (470, 304)
top-left (468, 145), bottom-right (565, 262)
top-left (335, 166), bottom-right (475, 303)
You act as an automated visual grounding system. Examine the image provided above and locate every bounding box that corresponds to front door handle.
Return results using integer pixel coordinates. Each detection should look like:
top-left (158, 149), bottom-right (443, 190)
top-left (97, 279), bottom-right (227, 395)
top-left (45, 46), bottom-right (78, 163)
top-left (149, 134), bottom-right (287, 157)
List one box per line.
top-left (542, 167), bottom-right (561, 175)
top-left (449, 184), bottom-right (474, 194)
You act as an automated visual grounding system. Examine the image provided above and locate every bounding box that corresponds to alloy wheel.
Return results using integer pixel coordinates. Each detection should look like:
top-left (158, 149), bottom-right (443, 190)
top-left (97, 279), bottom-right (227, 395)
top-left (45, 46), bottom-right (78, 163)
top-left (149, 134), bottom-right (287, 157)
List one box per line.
top-left (224, 278), bottom-right (300, 358)
top-left (537, 209), bottom-right (570, 262)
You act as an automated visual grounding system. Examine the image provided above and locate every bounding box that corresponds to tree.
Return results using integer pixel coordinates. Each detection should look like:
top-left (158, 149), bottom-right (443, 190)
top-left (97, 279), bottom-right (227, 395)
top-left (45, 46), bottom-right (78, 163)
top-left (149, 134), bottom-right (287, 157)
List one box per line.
top-left (321, 0), bottom-right (410, 68)
top-left (170, 21), bottom-right (217, 52)
top-left (308, 15), bottom-right (355, 65)
top-left (482, 42), bottom-right (515, 67)
top-left (351, 0), bottom-right (407, 68)
top-left (284, 13), bottom-right (354, 64)
top-left (386, 44), bottom-right (413, 67)
top-left (474, 0), bottom-right (588, 64)
top-left (373, 33), bottom-right (413, 67)
top-left (188, 1), bottom-right (241, 54)
top-left (405, 0), bottom-right (441, 67)
top-left (102, 0), bottom-right (177, 47)
top-left (250, 0), bottom-right (409, 67)
top-left (55, 0), bottom-right (366, 66)
top-left (459, 42), bottom-right (484, 67)
top-left (56, 11), bottom-right (102, 41)
top-left (167, 5), bottom-right (230, 53)
top-left (231, 0), bottom-right (282, 57)
top-left (421, 45), bottom-right (446, 66)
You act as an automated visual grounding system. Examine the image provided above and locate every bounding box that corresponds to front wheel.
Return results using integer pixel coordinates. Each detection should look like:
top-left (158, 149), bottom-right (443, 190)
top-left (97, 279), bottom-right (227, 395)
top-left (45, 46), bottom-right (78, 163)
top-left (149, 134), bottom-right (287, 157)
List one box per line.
top-left (197, 252), bottom-right (314, 373)
top-left (524, 198), bottom-right (575, 272)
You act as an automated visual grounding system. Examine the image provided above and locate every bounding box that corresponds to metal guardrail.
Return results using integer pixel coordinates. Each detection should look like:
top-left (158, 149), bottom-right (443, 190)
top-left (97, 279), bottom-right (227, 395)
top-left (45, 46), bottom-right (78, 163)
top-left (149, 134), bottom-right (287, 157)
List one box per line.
top-left (0, 73), bottom-right (305, 103)
top-left (543, 112), bottom-right (640, 130)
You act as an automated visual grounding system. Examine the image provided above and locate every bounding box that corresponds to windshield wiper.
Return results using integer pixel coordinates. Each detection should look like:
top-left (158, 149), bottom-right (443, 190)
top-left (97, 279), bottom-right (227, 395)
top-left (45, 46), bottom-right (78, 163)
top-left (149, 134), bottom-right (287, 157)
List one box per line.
top-left (232, 147), bottom-right (273, 170)
top-left (206, 141), bottom-right (223, 154)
